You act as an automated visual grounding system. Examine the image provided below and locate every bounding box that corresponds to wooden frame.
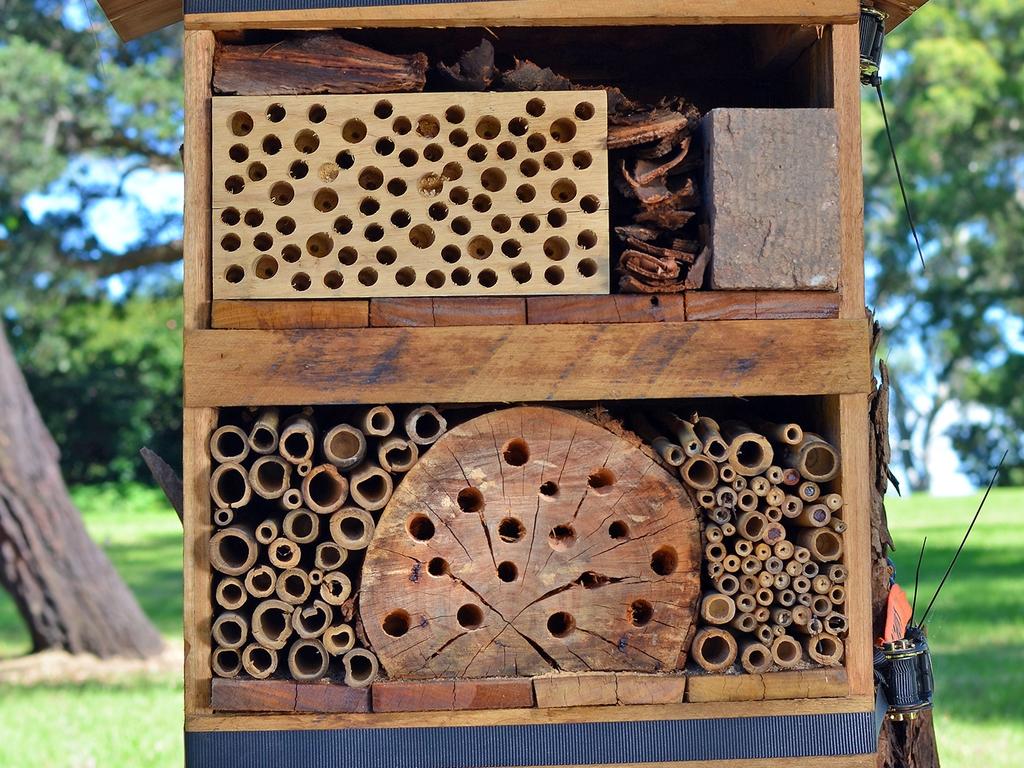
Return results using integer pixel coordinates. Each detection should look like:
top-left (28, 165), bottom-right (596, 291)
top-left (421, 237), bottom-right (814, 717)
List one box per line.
top-left (180, 14), bottom-right (877, 766)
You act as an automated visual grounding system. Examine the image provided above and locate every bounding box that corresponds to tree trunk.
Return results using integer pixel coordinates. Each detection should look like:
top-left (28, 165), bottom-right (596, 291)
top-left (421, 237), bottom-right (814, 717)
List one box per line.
top-left (0, 321), bottom-right (163, 658)
top-left (869, 322), bottom-right (940, 768)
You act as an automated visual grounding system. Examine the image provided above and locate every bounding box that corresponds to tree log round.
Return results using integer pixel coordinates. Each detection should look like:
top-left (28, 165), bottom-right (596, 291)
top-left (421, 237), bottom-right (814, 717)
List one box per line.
top-left (360, 406), bottom-right (700, 679)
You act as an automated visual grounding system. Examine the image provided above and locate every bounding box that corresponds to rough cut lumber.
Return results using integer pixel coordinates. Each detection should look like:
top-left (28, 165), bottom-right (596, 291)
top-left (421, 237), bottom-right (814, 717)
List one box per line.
top-left (754, 292), bottom-right (840, 320)
top-left (211, 678), bottom-right (297, 712)
top-left (534, 673), bottom-right (619, 708)
top-left (372, 679), bottom-right (535, 712)
top-left (183, 321), bottom-right (872, 406)
top-left (212, 300), bottom-right (368, 329)
top-left (295, 683), bottom-right (371, 713)
top-left (703, 109), bottom-right (841, 290)
top-left (213, 34), bottom-right (428, 95)
top-left (360, 407), bottom-right (700, 679)
top-left (685, 292), bottom-right (758, 321)
top-left (686, 668), bottom-right (848, 703)
top-left (183, 31), bottom-right (215, 330)
top-left (455, 678), bottom-right (536, 710)
top-left (370, 299), bottom-right (526, 327)
top-left (614, 673), bottom-right (687, 705)
top-left (527, 295), bottom-right (686, 324)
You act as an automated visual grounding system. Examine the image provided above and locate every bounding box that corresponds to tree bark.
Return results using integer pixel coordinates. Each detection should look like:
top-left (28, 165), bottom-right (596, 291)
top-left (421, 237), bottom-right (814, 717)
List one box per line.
top-left (0, 321), bottom-right (163, 658)
top-left (870, 321), bottom-right (941, 768)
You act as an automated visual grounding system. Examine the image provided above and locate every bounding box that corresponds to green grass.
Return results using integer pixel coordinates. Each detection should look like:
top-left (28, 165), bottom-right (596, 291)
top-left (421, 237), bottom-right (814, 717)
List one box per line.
top-left (886, 488), bottom-right (1024, 768)
top-left (0, 483), bottom-right (1019, 767)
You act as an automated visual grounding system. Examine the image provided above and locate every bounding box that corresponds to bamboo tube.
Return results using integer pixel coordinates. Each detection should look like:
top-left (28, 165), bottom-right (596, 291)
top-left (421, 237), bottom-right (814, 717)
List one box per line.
top-left (244, 565), bottom-right (277, 598)
top-left (722, 555), bottom-right (741, 573)
top-left (212, 611), bottom-right (249, 649)
top-left (707, 561), bottom-right (724, 579)
top-left (691, 627), bottom-right (738, 673)
top-left (210, 463), bottom-right (252, 509)
top-left (750, 476), bottom-right (771, 497)
top-left (697, 490), bottom-right (716, 509)
top-left (734, 538), bottom-right (753, 556)
top-left (282, 509), bottom-right (319, 544)
top-left (740, 641), bottom-right (773, 674)
top-left (211, 647), bottom-right (242, 678)
top-left (736, 489), bottom-right (758, 512)
top-left (210, 425), bottom-right (251, 464)
top-left (773, 540), bottom-right (795, 560)
top-left (829, 585), bottom-right (846, 605)
top-left (215, 577), bottom-right (248, 611)
top-left (755, 624), bottom-right (773, 644)
top-left (793, 546), bottom-right (811, 564)
top-left (797, 593), bottom-right (814, 608)
top-left (753, 605), bottom-right (771, 623)
top-left (739, 575), bottom-right (759, 595)
top-left (766, 466), bottom-right (784, 484)
top-left (241, 643), bottom-right (279, 679)
top-left (829, 517), bottom-right (848, 533)
top-left (740, 556), bottom-right (761, 576)
top-left (736, 511), bottom-right (768, 542)
top-left (209, 525), bottom-right (258, 576)
top-left (810, 595), bottom-right (832, 618)
top-left (314, 542), bottom-right (347, 571)
top-left (796, 503), bottom-right (831, 528)
top-left (715, 574), bottom-right (740, 595)
top-left (772, 624), bottom-right (786, 638)
top-left (254, 518), bottom-right (279, 545)
top-left (706, 506), bottom-right (731, 525)
top-left (680, 455), bottom-right (718, 490)
top-left (378, 436), bottom-right (419, 474)
top-left (330, 507), bottom-right (376, 550)
top-left (705, 524), bottom-right (724, 544)
top-left (323, 623), bottom-right (356, 656)
top-left (735, 593), bottom-right (757, 613)
top-left (720, 522), bottom-right (737, 537)
top-left (756, 420), bottom-right (804, 446)
top-left (212, 508), bottom-right (234, 527)
top-left (659, 413), bottom-right (703, 457)
top-left (280, 412), bottom-right (316, 465)
top-left (362, 405), bottom-right (396, 437)
top-left (797, 528), bottom-right (843, 562)
top-left (343, 648), bottom-right (380, 687)
top-left (812, 575), bottom-right (831, 594)
top-left (798, 481), bottom-right (820, 502)
top-left (776, 589), bottom-right (797, 607)
top-left (279, 488), bottom-right (302, 511)
top-left (633, 413), bottom-right (685, 467)
top-left (320, 571), bottom-right (353, 605)
top-left (785, 560), bottom-right (803, 578)
top-left (824, 612), bottom-right (849, 635)
top-left (773, 572), bottom-right (791, 590)
top-left (700, 593), bottom-right (736, 625)
top-left (291, 600), bottom-right (334, 639)
top-left (731, 613), bottom-right (758, 634)
top-left (771, 608), bottom-right (793, 627)
top-left (309, 569), bottom-right (324, 586)
top-left (694, 417), bottom-right (729, 461)
top-left (288, 638), bottom-right (330, 682)
top-left (248, 407), bottom-right (280, 454)
top-left (793, 616), bottom-right (822, 635)
top-left (754, 542), bottom-right (772, 560)
top-left (757, 572), bottom-right (774, 589)
top-left (791, 605), bottom-right (812, 627)
top-left (823, 493), bottom-right (844, 512)
top-left (762, 522), bottom-right (786, 546)
top-left (755, 587), bottom-right (774, 607)
top-left (806, 633), bottom-right (844, 665)
top-left (720, 421), bottom-right (774, 476)
top-left (348, 462), bottom-right (394, 512)
top-left (715, 487), bottom-right (737, 508)
top-left (803, 562), bottom-right (820, 578)
top-left (404, 405), bottom-right (447, 445)
top-left (251, 599), bottom-right (294, 650)
top-left (782, 495), bottom-right (804, 518)
top-left (321, 423), bottom-right (367, 470)
top-left (718, 465), bottom-right (737, 483)
top-left (731, 476), bottom-right (748, 493)
top-left (783, 434), bottom-right (840, 483)
top-left (704, 542), bottom-right (726, 562)
top-left (301, 464), bottom-right (349, 515)
top-left (827, 564), bottom-right (848, 584)
top-left (276, 567), bottom-right (312, 605)
top-left (767, 509), bottom-right (785, 525)
top-left (781, 467), bottom-right (801, 486)
top-left (267, 537), bottom-right (301, 569)
top-left (770, 635), bottom-right (803, 668)
top-left (248, 457), bottom-right (291, 502)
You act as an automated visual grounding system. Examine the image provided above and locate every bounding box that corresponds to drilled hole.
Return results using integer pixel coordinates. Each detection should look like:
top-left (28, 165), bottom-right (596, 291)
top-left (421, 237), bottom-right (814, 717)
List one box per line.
top-left (520, 214), bottom-right (540, 233)
top-left (331, 215), bottom-right (353, 235)
top-left (468, 236), bottom-right (493, 260)
top-left (608, 520), bottom-right (630, 539)
top-left (221, 234), bottom-right (241, 252)
top-left (468, 195), bottom-right (489, 214)
top-left (547, 611), bottom-right (574, 638)
top-left (409, 224), bottom-right (435, 249)
top-left (457, 487), bottom-right (484, 513)
top-left (478, 269), bottom-right (498, 288)
top-left (244, 209), bottom-right (264, 227)
top-left (467, 144), bottom-right (488, 163)
top-left (630, 599), bottom-right (653, 627)
top-left (376, 246), bottom-right (397, 265)
top-left (229, 144), bottom-right (248, 163)
top-left (390, 210), bottom-right (411, 229)
top-left (383, 610), bottom-right (410, 637)
top-left (549, 118), bottom-right (577, 143)
top-left (408, 514), bottom-right (435, 541)
top-left (516, 184), bottom-right (536, 203)
top-left (424, 143), bottom-right (444, 162)
top-left (572, 151), bottom-right (593, 170)
top-left (651, 546), bottom-right (678, 576)
top-left (544, 236), bottom-right (570, 261)
top-left (291, 272), bottom-right (311, 291)
top-left (428, 557), bottom-right (448, 576)
top-left (451, 216), bottom-right (471, 235)
top-left (449, 129), bottom-right (469, 147)
top-left (588, 468), bottom-right (615, 489)
top-left (225, 176), bottom-right (244, 194)
top-left (224, 265), bottom-right (244, 283)
top-left (375, 136), bottom-right (395, 156)
top-left (547, 208), bottom-right (567, 228)
top-left (282, 245), bottom-right (301, 263)
top-left (543, 265), bottom-right (565, 286)
top-left (358, 266), bottom-right (379, 286)
top-left (336, 150), bottom-right (355, 169)
top-left (342, 119), bottom-right (367, 143)
top-left (229, 111), bottom-right (253, 136)
top-left (544, 152), bottom-right (564, 171)
top-left (261, 135), bottom-right (282, 155)
top-left (510, 263), bottom-right (532, 284)
top-left (269, 181), bottom-right (293, 206)
top-left (577, 258), bottom-right (599, 278)
top-left (425, 269), bottom-right (446, 289)
top-left (441, 162), bottom-right (463, 182)
top-left (520, 158), bottom-right (540, 177)
top-left (253, 232), bottom-right (273, 251)
top-left (526, 133), bottom-right (547, 153)
top-left (247, 162), bottom-right (267, 182)
top-left (509, 116), bottom-right (529, 136)
top-left (364, 224), bottom-right (384, 242)
top-left (526, 98), bottom-right (546, 117)
top-left (313, 188), bottom-right (338, 213)
top-left (491, 215), bottom-right (512, 234)
top-left (575, 101), bottom-right (596, 120)
top-left (580, 194), bottom-right (600, 213)
top-left (457, 604), bottom-right (483, 630)
top-left (445, 105), bottom-right (465, 124)
top-left (254, 255), bottom-right (278, 279)
top-left (450, 187), bottom-right (470, 206)
top-left (358, 167), bottom-right (384, 191)
top-left (393, 116), bottom-right (412, 135)
top-left (337, 246), bottom-right (358, 266)
top-left (429, 202), bottom-right (449, 221)
top-left (221, 208), bottom-right (240, 225)
top-left (395, 267), bottom-right (417, 287)
top-left (540, 481), bottom-right (558, 497)
top-left (548, 524), bottom-right (576, 551)
top-left (551, 178), bottom-right (578, 203)
top-left (452, 266), bottom-right (471, 285)
top-left (276, 217), bottom-right (296, 236)
top-left (498, 517), bottom-right (525, 543)
top-left (496, 141), bottom-right (517, 160)
top-left (442, 245), bottom-right (461, 264)
top-left (305, 103), bottom-right (326, 123)
top-left (374, 100), bottom-right (393, 119)
top-left (306, 232), bottom-right (333, 258)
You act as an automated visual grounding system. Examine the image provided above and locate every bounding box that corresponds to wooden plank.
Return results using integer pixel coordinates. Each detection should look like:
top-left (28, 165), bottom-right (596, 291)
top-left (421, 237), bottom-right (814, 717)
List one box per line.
top-left (614, 674), bottom-right (687, 705)
top-left (527, 295), bottom-right (686, 324)
top-left (754, 292), bottom-right (840, 319)
top-left (295, 683), bottom-right (372, 713)
top-left (185, 1), bottom-right (860, 32)
top-left (184, 31), bottom-right (215, 331)
top-left (875, 0), bottom-right (930, 29)
top-left (183, 320), bottom-right (872, 406)
top-left (373, 679), bottom-right (536, 712)
top-left (370, 298), bottom-right (526, 327)
top-left (183, 408), bottom-right (219, 717)
top-left (98, 0), bottom-right (181, 41)
top-left (687, 668), bottom-right (848, 703)
top-left (211, 679), bottom-right (297, 712)
top-left (455, 679), bottom-right (536, 710)
top-left (534, 673), bottom-right (619, 708)
top-left (684, 291), bottom-right (757, 320)
top-left (212, 299), bottom-right (369, 329)
top-left (186, 694), bottom-right (876, 731)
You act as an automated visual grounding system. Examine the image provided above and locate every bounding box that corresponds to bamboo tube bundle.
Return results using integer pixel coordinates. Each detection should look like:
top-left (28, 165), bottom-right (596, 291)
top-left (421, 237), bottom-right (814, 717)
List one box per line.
top-left (245, 566), bottom-right (277, 599)
top-left (657, 413), bottom-right (702, 458)
top-left (209, 526), bottom-right (258, 576)
top-left (699, 593), bottom-right (736, 625)
top-left (254, 518), bottom-right (279, 545)
top-left (633, 413), bottom-right (685, 467)
top-left (251, 599), bottom-right (295, 650)
top-left (283, 508), bottom-right (319, 544)
top-left (276, 568), bottom-right (312, 605)
top-left (781, 434), bottom-right (840, 483)
top-left (806, 633), bottom-right (844, 666)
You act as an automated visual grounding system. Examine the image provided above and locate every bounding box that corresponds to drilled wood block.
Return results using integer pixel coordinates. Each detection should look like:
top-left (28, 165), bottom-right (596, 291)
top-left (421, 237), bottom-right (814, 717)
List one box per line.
top-left (212, 92), bottom-right (609, 299)
top-left (534, 672), bottom-right (619, 708)
top-left (211, 678), bottom-right (296, 712)
top-left (527, 295), bottom-right (686, 324)
top-left (703, 108), bottom-right (841, 290)
top-left (295, 682), bottom-right (371, 712)
top-left (370, 298), bottom-right (526, 327)
top-left (614, 673), bottom-right (687, 705)
top-left (359, 406), bottom-right (701, 680)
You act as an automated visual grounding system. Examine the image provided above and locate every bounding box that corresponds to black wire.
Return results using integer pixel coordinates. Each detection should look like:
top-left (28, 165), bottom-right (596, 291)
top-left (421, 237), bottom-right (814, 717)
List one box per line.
top-left (909, 535), bottom-right (927, 627)
top-left (919, 449), bottom-right (1009, 628)
top-left (875, 81), bottom-right (927, 270)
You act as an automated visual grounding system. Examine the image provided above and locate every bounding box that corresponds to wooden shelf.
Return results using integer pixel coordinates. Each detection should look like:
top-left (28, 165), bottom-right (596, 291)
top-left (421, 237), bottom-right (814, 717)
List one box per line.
top-left (183, 318), bottom-right (870, 406)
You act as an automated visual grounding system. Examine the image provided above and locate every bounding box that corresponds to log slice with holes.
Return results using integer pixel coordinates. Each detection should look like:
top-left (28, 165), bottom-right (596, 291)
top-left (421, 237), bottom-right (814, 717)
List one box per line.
top-left (360, 406), bottom-right (700, 679)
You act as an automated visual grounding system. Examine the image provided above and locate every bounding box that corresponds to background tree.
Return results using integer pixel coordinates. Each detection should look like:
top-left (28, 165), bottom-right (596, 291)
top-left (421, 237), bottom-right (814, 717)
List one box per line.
top-left (864, 1), bottom-right (1024, 489)
top-left (0, 0), bottom-right (183, 656)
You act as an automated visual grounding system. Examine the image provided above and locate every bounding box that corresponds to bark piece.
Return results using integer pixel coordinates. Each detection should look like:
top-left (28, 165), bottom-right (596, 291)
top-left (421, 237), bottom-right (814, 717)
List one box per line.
top-left (608, 109), bottom-right (691, 150)
top-left (703, 108), bottom-right (841, 290)
top-left (437, 39), bottom-right (497, 91)
top-left (359, 407), bottom-right (700, 680)
top-left (500, 59), bottom-right (573, 92)
top-left (295, 682), bottom-right (371, 713)
top-left (213, 33), bottom-right (428, 95)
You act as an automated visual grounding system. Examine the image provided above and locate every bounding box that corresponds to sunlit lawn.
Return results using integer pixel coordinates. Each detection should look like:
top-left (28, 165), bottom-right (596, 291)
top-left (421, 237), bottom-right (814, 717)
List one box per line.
top-left (0, 483), bottom-right (1019, 767)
